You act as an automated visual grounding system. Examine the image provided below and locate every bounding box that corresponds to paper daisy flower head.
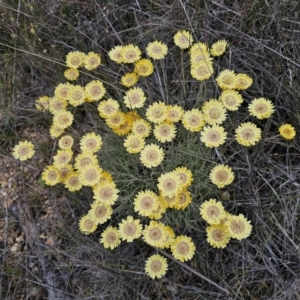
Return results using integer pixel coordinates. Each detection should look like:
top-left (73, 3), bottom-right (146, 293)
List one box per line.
top-left (182, 108), bottom-right (205, 132)
top-left (64, 68), bottom-right (80, 81)
top-left (64, 171), bottom-right (82, 192)
top-left (42, 165), bottom-right (60, 186)
top-left (216, 69), bottom-right (237, 90)
top-left (210, 40), bottom-right (228, 57)
top-left (248, 98), bottom-right (275, 119)
top-left (174, 166), bottom-right (193, 189)
top-left (53, 149), bottom-right (73, 168)
top-left (175, 189), bottom-right (192, 210)
top-left (67, 85), bottom-right (86, 107)
top-left (124, 134), bottom-right (145, 154)
top-left (171, 235), bottom-right (196, 262)
top-left (166, 105), bottom-right (184, 123)
top-left (140, 144), bottom-right (165, 168)
top-left (100, 226), bottom-right (121, 250)
top-left (84, 51), bottom-right (101, 70)
top-left (159, 194), bottom-right (179, 209)
top-left (118, 216), bottom-right (143, 242)
top-left (92, 182), bottom-right (119, 205)
top-left (108, 45), bottom-right (124, 63)
top-left (174, 30), bottom-right (193, 49)
top-left (206, 224), bottom-right (230, 248)
top-left (279, 124), bottom-right (296, 140)
top-left (235, 122), bottom-right (262, 146)
top-left (225, 214), bottom-right (252, 240)
top-left (190, 51), bottom-right (212, 65)
top-left (80, 132), bottom-right (103, 153)
top-left (98, 98), bottom-right (120, 119)
top-left (58, 135), bottom-right (74, 150)
top-left (99, 171), bottom-right (114, 185)
top-left (146, 41), bottom-right (168, 60)
top-left (146, 102), bottom-right (168, 124)
top-left (143, 221), bottom-right (169, 248)
top-left (58, 164), bottom-right (73, 181)
top-left (145, 254), bottom-right (168, 279)
top-left (190, 61), bottom-right (214, 81)
top-left (154, 122), bottom-right (176, 143)
top-left (88, 202), bottom-right (112, 225)
top-left (49, 124), bottom-right (65, 138)
top-left (123, 87), bottom-right (146, 109)
top-left (134, 190), bottom-right (159, 217)
top-left (131, 119), bottom-right (152, 138)
top-left (66, 51), bottom-right (85, 69)
top-left (148, 202), bottom-right (167, 220)
top-left (53, 110), bottom-right (74, 130)
top-left (234, 73), bottom-right (253, 90)
top-left (12, 141), bottom-right (35, 161)
top-left (74, 151), bottom-right (98, 170)
top-left (79, 164), bottom-right (103, 187)
top-left (190, 42), bottom-right (209, 55)
top-left (54, 83), bottom-right (71, 100)
top-left (157, 172), bottom-right (183, 198)
top-left (134, 59), bottom-right (154, 77)
top-left (49, 97), bottom-right (68, 114)
top-left (202, 99), bottom-right (227, 126)
top-left (219, 90), bottom-right (243, 111)
top-left (200, 125), bottom-right (227, 148)
top-left (79, 214), bottom-right (97, 235)
top-left (200, 198), bottom-right (226, 225)
top-left (121, 72), bottom-right (139, 87)
top-left (85, 80), bottom-right (106, 102)
top-left (113, 115), bottom-right (133, 136)
top-left (106, 111), bottom-right (126, 130)
top-left (35, 95), bottom-right (50, 111)
top-left (209, 164), bottom-right (234, 188)
top-left (122, 44), bottom-right (141, 63)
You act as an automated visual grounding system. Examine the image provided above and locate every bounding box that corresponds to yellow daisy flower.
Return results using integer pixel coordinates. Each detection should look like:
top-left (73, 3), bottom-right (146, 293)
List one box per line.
top-left (154, 122), bottom-right (176, 143)
top-left (58, 164), bottom-right (73, 181)
top-left (84, 51), bottom-right (101, 70)
top-left (171, 235), bottom-right (195, 262)
top-left (225, 214), bottom-right (252, 240)
top-left (98, 98), bottom-right (120, 119)
top-left (146, 102), bottom-right (168, 124)
top-left (159, 194), bottom-right (179, 209)
top-left (174, 166), bottom-right (193, 189)
top-left (85, 80), bottom-right (106, 102)
top-left (134, 190), bottom-right (159, 217)
top-left (112, 115), bottom-right (133, 136)
top-left (42, 165), bottom-right (60, 186)
top-left (189, 42), bottom-right (209, 54)
top-left (140, 144), bottom-right (165, 168)
top-left (134, 59), bottom-right (154, 77)
top-left (122, 44), bottom-right (141, 63)
top-left (74, 151), bottom-right (98, 170)
top-left (146, 41), bottom-right (168, 60)
top-left (80, 132), bottom-right (103, 153)
top-left (118, 216), bottom-right (143, 242)
top-left (99, 171), bottom-right (114, 185)
top-left (166, 105), bottom-right (184, 123)
top-left (200, 125), bottom-right (227, 148)
top-left (105, 111), bottom-right (126, 130)
top-left (121, 72), bottom-right (139, 87)
top-left (131, 119), bottom-right (152, 137)
top-left (209, 164), bottom-right (234, 188)
top-left (66, 51), bottom-right (85, 69)
top-left (123, 87), bottom-right (146, 109)
top-left (88, 202), bottom-right (112, 225)
top-left (92, 182), bottom-right (119, 205)
top-left (157, 172), bottom-right (183, 198)
top-left (12, 141), bottom-right (35, 161)
top-left (174, 30), bottom-right (193, 49)
top-left (190, 61), bottom-right (214, 81)
top-left (190, 52), bottom-right (212, 65)
top-left (108, 45), bottom-right (124, 63)
top-left (49, 97), bottom-right (68, 114)
top-left (148, 202), bottom-right (167, 220)
top-left (64, 171), bottom-right (82, 192)
top-left (143, 221), bottom-right (169, 248)
top-left (67, 85), bottom-right (86, 107)
top-left (35, 95), bottom-right (50, 111)
top-left (145, 254), bottom-right (168, 279)
top-left (216, 69), bottom-right (237, 90)
top-left (182, 109), bottom-right (205, 132)
top-left (54, 83), bottom-right (72, 100)
top-left (248, 98), bottom-right (275, 119)
top-left (219, 90), bottom-right (243, 111)
top-left (64, 68), bottom-right (79, 81)
top-left (49, 124), bottom-right (65, 138)
top-left (175, 189), bottom-right (192, 210)
top-left (100, 226), bottom-right (121, 250)
top-left (202, 99), bottom-right (227, 125)
top-left (79, 214), bottom-right (97, 235)
top-left (58, 135), bottom-right (74, 150)
top-left (210, 40), bottom-right (228, 57)
top-left (235, 122), bottom-right (262, 146)
top-left (79, 164), bottom-right (103, 187)
top-left (206, 224), bottom-right (231, 248)
top-left (124, 134), bottom-right (145, 154)
top-left (234, 73), bottom-right (253, 90)
top-left (200, 198), bottom-right (226, 225)
top-left (53, 149), bottom-right (73, 168)
top-left (53, 110), bottom-right (73, 129)
top-left (279, 124), bottom-right (296, 140)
